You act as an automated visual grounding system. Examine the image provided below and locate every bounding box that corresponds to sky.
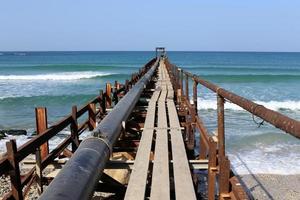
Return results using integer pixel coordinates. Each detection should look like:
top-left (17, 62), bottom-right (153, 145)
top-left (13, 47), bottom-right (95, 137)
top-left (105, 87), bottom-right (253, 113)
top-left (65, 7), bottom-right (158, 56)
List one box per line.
top-left (1, 1), bottom-right (300, 52)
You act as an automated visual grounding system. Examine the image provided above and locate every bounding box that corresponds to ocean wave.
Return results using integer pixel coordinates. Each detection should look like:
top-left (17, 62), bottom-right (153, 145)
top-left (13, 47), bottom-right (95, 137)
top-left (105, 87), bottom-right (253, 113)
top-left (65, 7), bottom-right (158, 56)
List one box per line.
top-left (196, 99), bottom-right (300, 111)
top-left (229, 142), bottom-right (300, 175)
top-left (0, 71), bottom-right (114, 81)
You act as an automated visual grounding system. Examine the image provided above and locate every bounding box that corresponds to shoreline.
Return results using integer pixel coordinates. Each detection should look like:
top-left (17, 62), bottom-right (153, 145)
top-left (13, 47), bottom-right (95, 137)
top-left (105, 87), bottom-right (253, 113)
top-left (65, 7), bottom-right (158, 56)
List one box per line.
top-left (238, 173), bottom-right (300, 200)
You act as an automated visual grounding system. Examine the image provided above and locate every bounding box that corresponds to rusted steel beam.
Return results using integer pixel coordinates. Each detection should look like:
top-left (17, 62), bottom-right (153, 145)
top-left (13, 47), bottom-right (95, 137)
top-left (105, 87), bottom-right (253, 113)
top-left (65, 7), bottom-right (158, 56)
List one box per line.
top-left (219, 156), bottom-right (230, 196)
top-left (196, 116), bottom-right (210, 159)
top-left (217, 95), bottom-right (225, 158)
top-left (166, 61), bottom-right (300, 139)
top-left (208, 137), bottom-right (217, 200)
top-left (39, 58), bottom-right (158, 200)
top-left (185, 73), bottom-right (189, 101)
top-left (230, 176), bottom-right (249, 199)
top-left (193, 79), bottom-right (198, 115)
top-left (190, 74), bottom-right (300, 139)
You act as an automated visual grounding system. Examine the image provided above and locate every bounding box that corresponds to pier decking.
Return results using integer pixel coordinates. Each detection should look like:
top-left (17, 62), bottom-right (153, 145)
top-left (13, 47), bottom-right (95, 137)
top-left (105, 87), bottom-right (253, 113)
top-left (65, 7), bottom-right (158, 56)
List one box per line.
top-left (125, 60), bottom-right (196, 199)
top-left (0, 48), bottom-right (300, 200)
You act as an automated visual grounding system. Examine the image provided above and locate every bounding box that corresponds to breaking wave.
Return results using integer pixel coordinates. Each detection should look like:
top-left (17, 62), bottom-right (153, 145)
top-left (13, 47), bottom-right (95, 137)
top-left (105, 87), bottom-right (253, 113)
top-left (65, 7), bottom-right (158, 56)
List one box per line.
top-left (0, 71), bottom-right (114, 81)
top-left (197, 99), bottom-right (300, 111)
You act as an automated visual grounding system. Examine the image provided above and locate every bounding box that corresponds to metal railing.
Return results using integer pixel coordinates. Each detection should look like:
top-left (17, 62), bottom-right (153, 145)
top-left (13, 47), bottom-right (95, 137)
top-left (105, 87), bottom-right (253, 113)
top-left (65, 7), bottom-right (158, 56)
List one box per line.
top-left (38, 59), bottom-right (158, 200)
top-left (165, 58), bottom-right (300, 200)
top-left (0, 58), bottom-right (157, 200)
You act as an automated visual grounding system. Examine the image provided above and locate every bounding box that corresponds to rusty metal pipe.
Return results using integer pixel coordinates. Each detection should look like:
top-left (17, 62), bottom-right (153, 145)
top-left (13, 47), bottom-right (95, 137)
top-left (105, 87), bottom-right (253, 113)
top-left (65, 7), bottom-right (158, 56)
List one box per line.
top-left (182, 71), bottom-right (300, 139)
top-left (39, 59), bottom-right (158, 200)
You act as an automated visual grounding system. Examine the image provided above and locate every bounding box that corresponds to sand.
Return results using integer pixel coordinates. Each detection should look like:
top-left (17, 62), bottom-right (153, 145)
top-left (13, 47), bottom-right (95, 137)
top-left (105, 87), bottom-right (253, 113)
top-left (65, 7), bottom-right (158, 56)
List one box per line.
top-left (238, 174), bottom-right (300, 200)
top-left (1, 171), bottom-right (299, 199)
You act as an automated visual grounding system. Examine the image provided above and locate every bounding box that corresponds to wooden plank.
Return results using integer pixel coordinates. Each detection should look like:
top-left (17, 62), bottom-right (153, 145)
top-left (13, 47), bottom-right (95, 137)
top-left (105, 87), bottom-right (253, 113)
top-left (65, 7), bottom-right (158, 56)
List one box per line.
top-left (124, 90), bottom-right (161, 200)
top-left (167, 99), bottom-right (197, 200)
top-left (163, 61), bottom-right (197, 200)
top-left (150, 62), bottom-right (170, 200)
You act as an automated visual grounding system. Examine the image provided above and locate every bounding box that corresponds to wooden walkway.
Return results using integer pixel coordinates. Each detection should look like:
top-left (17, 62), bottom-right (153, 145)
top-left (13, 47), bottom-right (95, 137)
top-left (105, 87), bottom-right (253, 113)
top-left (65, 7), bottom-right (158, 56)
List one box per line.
top-left (125, 60), bottom-right (196, 200)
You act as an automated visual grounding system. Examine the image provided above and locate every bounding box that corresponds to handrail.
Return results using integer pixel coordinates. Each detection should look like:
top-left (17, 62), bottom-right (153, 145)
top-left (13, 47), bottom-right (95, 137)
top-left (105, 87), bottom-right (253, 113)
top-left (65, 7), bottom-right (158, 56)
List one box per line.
top-left (39, 58), bottom-right (159, 200)
top-left (0, 57), bottom-right (157, 200)
top-left (170, 62), bottom-right (300, 139)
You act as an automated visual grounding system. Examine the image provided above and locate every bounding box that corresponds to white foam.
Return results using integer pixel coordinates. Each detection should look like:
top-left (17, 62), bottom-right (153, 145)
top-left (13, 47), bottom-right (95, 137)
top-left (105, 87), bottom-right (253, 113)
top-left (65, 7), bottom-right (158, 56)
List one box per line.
top-left (195, 99), bottom-right (300, 111)
top-left (0, 135), bottom-right (30, 153)
top-left (0, 71), bottom-right (113, 81)
top-left (229, 143), bottom-right (300, 175)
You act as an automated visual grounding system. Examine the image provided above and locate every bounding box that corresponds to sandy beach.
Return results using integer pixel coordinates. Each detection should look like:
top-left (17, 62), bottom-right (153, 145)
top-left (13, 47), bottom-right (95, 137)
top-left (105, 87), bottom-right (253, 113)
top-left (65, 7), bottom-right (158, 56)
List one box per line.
top-left (238, 174), bottom-right (300, 200)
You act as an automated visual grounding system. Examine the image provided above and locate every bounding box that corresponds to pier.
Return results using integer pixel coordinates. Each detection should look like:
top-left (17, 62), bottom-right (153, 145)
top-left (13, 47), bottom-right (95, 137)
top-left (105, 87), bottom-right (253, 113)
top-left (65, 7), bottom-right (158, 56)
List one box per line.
top-left (0, 48), bottom-right (299, 200)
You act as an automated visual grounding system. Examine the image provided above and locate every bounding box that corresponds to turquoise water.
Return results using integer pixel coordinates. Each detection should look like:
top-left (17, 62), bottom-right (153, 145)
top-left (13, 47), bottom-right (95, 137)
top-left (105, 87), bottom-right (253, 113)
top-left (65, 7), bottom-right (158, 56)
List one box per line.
top-left (0, 51), bottom-right (299, 174)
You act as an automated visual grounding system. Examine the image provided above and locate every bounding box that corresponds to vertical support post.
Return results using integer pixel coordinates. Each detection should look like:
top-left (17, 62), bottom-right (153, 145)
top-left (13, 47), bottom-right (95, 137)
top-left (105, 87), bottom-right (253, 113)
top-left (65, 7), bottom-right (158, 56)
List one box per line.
top-left (35, 146), bottom-right (43, 194)
top-left (113, 80), bottom-right (119, 105)
top-left (193, 79), bottom-right (198, 116)
top-left (88, 103), bottom-right (96, 130)
top-left (6, 140), bottom-right (23, 200)
top-left (186, 123), bottom-right (195, 151)
top-left (125, 80), bottom-right (129, 93)
top-left (219, 156), bottom-right (230, 197)
top-left (131, 74), bottom-right (135, 84)
top-left (180, 70), bottom-right (184, 96)
top-left (100, 90), bottom-right (106, 114)
top-left (177, 69), bottom-right (181, 91)
top-left (208, 137), bottom-right (217, 200)
top-left (71, 105), bottom-right (79, 152)
top-left (35, 107), bottom-right (49, 159)
top-left (185, 74), bottom-right (189, 101)
top-left (106, 83), bottom-right (112, 108)
top-left (176, 67), bottom-right (180, 89)
top-left (217, 95), bottom-right (225, 158)
top-left (35, 107), bottom-right (48, 195)
top-left (199, 134), bottom-right (207, 159)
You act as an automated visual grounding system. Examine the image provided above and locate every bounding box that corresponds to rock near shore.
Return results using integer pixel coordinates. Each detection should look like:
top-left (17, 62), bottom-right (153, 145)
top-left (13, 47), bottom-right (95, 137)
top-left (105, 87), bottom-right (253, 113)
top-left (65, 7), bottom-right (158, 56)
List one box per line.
top-left (0, 129), bottom-right (27, 139)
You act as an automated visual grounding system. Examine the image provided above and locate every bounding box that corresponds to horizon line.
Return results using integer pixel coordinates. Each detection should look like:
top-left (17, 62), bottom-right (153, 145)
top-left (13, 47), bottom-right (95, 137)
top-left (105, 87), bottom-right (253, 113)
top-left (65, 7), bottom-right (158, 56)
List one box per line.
top-left (1, 50), bottom-right (300, 53)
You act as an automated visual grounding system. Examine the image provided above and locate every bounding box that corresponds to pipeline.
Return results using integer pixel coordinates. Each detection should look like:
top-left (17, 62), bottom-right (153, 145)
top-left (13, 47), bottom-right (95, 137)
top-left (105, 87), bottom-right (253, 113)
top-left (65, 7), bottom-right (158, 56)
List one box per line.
top-left (39, 59), bottom-right (158, 200)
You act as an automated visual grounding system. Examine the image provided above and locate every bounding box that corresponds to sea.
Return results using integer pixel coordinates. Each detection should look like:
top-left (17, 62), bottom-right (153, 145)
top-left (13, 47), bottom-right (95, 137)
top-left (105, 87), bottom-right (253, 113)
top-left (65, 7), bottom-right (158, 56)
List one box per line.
top-left (0, 51), bottom-right (299, 175)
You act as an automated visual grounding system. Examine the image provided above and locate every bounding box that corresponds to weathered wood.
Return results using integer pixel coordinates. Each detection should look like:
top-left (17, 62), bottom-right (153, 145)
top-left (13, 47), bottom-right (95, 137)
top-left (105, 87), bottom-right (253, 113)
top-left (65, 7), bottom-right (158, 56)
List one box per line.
top-left (193, 79), bottom-right (198, 115)
top-left (71, 105), bottom-right (79, 152)
top-left (219, 156), bottom-right (230, 195)
top-left (35, 146), bottom-right (43, 194)
top-left (6, 140), bottom-right (23, 200)
top-left (167, 101), bottom-right (196, 200)
top-left (151, 91), bottom-right (170, 199)
top-left (208, 137), bottom-right (217, 200)
top-left (124, 90), bottom-right (161, 200)
top-left (150, 62), bottom-right (170, 200)
top-left (34, 107), bottom-right (48, 194)
top-left (185, 74), bottom-right (189, 101)
top-left (88, 103), bottom-right (96, 130)
top-left (106, 82), bottom-right (112, 108)
top-left (165, 63), bottom-right (196, 200)
top-left (218, 95), bottom-right (225, 158)
top-left (35, 107), bottom-right (49, 160)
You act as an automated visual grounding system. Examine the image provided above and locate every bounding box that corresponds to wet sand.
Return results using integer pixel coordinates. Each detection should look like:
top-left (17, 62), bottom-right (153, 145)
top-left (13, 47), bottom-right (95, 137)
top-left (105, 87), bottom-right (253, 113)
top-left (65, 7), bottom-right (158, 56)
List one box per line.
top-left (238, 174), bottom-right (300, 200)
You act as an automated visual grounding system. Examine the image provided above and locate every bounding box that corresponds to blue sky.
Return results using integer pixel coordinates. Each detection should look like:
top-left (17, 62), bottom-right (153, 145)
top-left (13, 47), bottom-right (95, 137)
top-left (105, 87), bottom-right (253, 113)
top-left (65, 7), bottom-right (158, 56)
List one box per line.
top-left (1, 1), bottom-right (300, 51)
